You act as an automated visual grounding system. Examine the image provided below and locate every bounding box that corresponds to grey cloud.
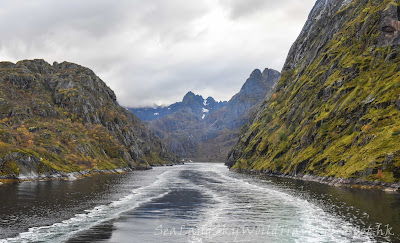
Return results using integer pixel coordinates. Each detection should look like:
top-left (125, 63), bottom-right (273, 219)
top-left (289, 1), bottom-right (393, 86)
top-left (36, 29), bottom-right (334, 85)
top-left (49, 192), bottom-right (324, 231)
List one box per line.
top-left (0, 0), bottom-right (316, 108)
top-left (220, 0), bottom-right (293, 19)
top-left (1, 1), bottom-right (128, 38)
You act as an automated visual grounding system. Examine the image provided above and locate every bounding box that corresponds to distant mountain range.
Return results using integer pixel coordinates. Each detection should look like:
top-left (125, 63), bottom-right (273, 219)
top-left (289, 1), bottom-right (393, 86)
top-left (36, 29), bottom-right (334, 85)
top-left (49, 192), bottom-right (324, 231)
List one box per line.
top-left (129, 68), bottom-right (280, 161)
top-left (132, 92), bottom-right (227, 122)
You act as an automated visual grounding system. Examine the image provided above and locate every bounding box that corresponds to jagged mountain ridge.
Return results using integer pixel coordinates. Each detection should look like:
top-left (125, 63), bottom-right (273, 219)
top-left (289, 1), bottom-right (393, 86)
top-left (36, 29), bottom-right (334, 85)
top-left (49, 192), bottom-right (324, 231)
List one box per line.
top-left (0, 59), bottom-right (178, 179)
top-left (228, 0), bottom-right (400, 183)
top-left (130, 68), bottom-right (280, 161)
top-left (130, 92), bottom-right (227, 121)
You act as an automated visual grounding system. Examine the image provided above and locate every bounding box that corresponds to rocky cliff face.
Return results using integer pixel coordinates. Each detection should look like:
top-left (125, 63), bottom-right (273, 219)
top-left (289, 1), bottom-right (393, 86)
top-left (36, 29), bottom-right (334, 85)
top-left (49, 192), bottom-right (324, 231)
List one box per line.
top-left (0, 59), bottom-right (178, 179)
top-left (130, 68), bottom-right (280, 161)
top-left (208, 68), bottom-right (280, 130)
top-left (200, 68), bottom-right (280, 161)
top-left (228, 0), bottom-right (400, 183)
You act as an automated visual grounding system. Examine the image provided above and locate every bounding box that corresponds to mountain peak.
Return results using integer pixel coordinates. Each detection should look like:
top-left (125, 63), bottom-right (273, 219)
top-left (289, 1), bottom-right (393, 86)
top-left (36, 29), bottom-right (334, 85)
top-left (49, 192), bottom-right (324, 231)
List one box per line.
top-left (184, 91), bottom-right (195, 97)
top-left (250, 69), bottom-right (262, 78)
top-left (182, 91), bottom-right (203, 104)
top-left (238, 67), bottom-right (279, 98)
top-left (262, 68), bottom-right (281, 83)
top-left (206, 96), bottom-right (216, 103)
top-left (262, 68), bottom-right (275, 76)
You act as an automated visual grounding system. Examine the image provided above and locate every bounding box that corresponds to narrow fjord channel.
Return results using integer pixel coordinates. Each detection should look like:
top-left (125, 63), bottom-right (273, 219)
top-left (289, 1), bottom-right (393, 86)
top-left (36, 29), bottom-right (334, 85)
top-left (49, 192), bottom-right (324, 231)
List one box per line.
top-left (0, 163), bottom-right (399, 243)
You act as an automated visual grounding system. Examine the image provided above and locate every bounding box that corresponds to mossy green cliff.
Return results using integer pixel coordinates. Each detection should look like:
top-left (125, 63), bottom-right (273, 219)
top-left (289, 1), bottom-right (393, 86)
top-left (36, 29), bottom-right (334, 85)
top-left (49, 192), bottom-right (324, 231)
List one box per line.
top-left (0, 59), bottom-right (178, 180)
top-left (228, 0), bottom-right (400, 184)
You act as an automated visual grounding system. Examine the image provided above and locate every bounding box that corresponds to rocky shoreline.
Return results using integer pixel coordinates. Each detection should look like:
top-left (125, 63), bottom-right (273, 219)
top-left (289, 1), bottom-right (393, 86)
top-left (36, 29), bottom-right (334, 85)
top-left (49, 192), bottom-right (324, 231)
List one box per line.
top-left (0, 167), bottom-right (134, 184)
top-left (0, 162), bottom-right (183, 184)
top-left (232, 169), bottom-right (400, 192)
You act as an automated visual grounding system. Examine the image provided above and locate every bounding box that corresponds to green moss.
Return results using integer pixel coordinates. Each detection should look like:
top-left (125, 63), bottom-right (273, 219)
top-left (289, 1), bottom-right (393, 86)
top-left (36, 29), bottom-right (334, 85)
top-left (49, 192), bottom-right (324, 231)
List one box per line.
top-left (231, 0), bottom-right (400, 183)
top-left (0, 161), bottom-right (20, 175)
top-left (279, 132), bottom-right (287, 141)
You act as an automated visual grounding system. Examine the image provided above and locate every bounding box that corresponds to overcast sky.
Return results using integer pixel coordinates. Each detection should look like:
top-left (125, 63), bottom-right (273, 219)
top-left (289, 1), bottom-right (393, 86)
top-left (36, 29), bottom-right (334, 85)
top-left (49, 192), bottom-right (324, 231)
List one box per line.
top-left (0, 0), bottom-right (316, 107)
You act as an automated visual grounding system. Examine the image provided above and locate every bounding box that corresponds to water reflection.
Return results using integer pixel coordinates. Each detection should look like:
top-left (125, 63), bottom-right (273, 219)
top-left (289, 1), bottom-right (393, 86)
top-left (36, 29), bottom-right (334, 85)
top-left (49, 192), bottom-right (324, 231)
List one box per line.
top-left (0, 171), bottom-right (161, 239)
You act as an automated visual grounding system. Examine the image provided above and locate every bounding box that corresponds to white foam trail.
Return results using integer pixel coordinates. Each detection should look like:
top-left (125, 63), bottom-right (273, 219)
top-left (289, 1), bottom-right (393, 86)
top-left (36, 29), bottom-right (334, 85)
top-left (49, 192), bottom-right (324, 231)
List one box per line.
top-left (190, 164), bottom-right (375, 243)
top-left (0, 164), bottom-right (380, 243)
top-left (1, 170), bottom-right (173, 243)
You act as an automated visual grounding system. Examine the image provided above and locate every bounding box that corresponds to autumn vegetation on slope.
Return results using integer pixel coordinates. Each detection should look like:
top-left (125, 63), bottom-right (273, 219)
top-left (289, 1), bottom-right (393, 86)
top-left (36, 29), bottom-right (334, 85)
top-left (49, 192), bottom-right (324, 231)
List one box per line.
top-left (0, 60), bottom-right (177, 178)
top-left (229, 0), bottom-right (400, 183)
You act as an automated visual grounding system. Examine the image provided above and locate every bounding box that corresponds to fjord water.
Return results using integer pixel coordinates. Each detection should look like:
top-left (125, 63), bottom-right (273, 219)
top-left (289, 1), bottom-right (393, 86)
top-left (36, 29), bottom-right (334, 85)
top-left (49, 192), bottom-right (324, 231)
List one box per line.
top-left (0, 163), bottom-right (399, 243)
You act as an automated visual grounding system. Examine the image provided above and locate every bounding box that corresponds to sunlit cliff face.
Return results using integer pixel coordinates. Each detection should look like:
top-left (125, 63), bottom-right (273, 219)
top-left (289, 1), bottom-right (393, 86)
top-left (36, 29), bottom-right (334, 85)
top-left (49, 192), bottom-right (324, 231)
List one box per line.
top-left (379, 3), bottom-right (400, 45)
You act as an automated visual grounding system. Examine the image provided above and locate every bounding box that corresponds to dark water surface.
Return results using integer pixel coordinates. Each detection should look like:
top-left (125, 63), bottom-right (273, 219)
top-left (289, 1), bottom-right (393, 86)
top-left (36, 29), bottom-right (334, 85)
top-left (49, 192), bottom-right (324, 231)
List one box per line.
top-left (0, 163), bottom-right (399, 242)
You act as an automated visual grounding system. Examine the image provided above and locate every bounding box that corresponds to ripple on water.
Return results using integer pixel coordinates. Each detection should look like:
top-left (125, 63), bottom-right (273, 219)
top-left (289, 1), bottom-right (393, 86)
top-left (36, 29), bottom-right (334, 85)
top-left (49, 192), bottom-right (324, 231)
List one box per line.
top-left (1, 170), bottom-right (173, 243)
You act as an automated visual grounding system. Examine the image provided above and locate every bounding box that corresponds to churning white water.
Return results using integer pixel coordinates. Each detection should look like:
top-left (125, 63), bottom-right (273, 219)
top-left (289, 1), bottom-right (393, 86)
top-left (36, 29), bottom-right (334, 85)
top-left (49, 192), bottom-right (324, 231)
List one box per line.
top-left (0, 163), bottom-right (397, 243)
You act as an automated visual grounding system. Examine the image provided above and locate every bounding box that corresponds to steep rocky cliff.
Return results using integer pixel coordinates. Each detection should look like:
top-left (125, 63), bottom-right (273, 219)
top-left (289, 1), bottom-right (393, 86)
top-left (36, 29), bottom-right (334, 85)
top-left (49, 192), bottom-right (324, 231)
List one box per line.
top-left (0, 59), bottom-right (178, 180)
top-left (130, 68), bottom-right (279, 161)
top-left (208, 68), bottom-right (280, 130)
top-left (199, 68), bottom-right (280, 161)
top-left (228, 0), bottom-right (400, 183)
